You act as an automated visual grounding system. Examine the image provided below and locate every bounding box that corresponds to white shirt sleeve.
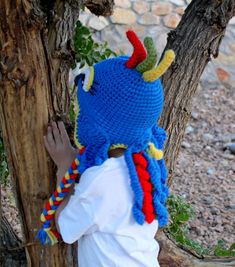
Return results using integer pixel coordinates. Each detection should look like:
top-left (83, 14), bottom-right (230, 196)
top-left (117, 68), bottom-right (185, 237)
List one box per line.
top-left (58, 177), bottom-right (98, 244)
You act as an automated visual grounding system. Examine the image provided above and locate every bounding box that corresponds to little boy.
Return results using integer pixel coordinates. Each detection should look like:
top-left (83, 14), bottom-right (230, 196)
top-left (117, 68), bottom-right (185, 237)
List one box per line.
top-left (39, 30), bottom-right (175, 267)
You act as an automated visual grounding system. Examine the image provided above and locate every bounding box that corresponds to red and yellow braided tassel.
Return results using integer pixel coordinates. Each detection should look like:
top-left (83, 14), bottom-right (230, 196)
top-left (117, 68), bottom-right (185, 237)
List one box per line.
top-left (36, 157), bottom-right (80, 245)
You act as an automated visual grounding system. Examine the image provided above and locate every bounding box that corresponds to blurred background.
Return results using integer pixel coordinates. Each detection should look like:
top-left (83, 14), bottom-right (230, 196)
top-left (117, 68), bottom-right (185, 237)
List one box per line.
top-left (1, 0), bottom-right (235, 257)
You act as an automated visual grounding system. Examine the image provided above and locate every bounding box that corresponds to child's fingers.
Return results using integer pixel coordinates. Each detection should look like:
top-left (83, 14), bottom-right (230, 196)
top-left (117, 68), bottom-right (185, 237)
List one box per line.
top-left (43, 136), bottom-right (52, 153)
top-left (51, 121), bottom-right (62, 144)
top-left (47, 126), bottom-right (55, 148)
top-left (58, 121), bottom-right (70, 145)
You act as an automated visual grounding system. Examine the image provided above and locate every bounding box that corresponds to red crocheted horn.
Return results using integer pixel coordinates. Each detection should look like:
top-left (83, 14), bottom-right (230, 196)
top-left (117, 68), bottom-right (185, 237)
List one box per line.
top-left (126, 30), bottom-right (147, 69)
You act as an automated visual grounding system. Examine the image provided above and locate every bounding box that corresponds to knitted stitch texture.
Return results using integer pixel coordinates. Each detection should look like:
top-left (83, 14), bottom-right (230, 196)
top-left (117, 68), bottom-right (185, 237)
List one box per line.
top-left (37, 30), bottom-right (174, 245)
top-left (75, 54), bottom-right (169, 227)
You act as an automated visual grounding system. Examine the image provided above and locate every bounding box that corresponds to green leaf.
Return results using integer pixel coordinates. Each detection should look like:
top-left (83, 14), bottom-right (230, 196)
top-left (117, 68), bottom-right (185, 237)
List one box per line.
top-left (229, 243), bottom-right (235, 251)
top-left (175, 233), bottom-right (185, 244)
top-left (73, 21), bottom-right (117, 68)
top-left (79, 60), bottom-right (86, 69)
top-left (177, 212), bottom-right (190, 223)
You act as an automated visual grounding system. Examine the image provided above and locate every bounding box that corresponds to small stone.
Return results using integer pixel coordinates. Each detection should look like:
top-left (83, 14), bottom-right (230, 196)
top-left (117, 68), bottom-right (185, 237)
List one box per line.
top-left (133, 1), bottom-right (149, 15)
top-left (79, 13), bottom-right (90, 25)
top-left (111, 8), bottom-right (137, 25)
top-left (115, 24), bottom-right (145, 40)
top-left (185, 125), bottom-right (194, 134)
top-left (203, 133), bottom-right (214, 141)
top-left (218, 134), bottom-right (235, 143)
top-left (221, 159), bottom-right (229, 167)
top-left (207, 168), bottom-right (215, 175)
top-left (231, 165), bottom-right (235, 172)
top-left (164, 13), bottom-right (181, 29)
top-left (202, 196), bottom-right (213, 205)
top-left (216, 67), bottom-right (230, 82)
top-left (211, 207), bottom-right (220, 215)
top-left (223, 153), bottom-right (235, 160)
top-left (228, 204), bottom-right (235, 210)
top-left (152, 2), bottom-right (173, 16)
top-left (175, 7), bottom-right (185, 15)
top-left (88, 16), bottom-right (109, 31)
top-left (181, 141), bottom-right (191, 148)
top-left (191, 111), bottom-right (198, 120)
top-left (223, 143), bottom-right (235, 155)
top-left (115, 0), bottom-right (131, 8)
top-left (168, 0), bottom-right (185, 5)
top-left (215, 225), bottom-right (224, 233)
top-left (139, 13), bottom-right (160, 25)
top-left (216, 52), bottom-right (235, 64)
top-left (130, 24), bottom-right (146, 37)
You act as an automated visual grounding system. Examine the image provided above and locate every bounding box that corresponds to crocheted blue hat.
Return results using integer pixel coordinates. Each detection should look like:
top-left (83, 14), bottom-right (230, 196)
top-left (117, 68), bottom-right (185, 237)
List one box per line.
top-left (36, 30), bottom-right (175, 246)
top-left (74, 31), bottom-right (175, 226)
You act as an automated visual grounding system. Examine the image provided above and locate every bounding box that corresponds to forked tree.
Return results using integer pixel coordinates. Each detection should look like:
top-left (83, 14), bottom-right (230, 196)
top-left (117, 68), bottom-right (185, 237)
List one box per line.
top-left (0, 0), bottom-right (234, 266)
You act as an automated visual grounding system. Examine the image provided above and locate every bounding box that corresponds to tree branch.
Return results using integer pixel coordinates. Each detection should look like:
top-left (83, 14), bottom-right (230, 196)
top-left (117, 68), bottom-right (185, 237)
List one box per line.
top-left (84, 0), bottom-right (114, 16)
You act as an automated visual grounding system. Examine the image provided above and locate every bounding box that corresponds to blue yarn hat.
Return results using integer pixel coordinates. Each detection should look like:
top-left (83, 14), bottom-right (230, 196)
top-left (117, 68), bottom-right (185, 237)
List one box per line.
top-left (74, 30), bottom-right (175, 227)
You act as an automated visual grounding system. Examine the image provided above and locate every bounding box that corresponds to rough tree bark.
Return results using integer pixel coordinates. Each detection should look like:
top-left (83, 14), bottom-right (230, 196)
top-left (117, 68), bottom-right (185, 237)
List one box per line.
top-left (0, 0), bottom-right (113, 266)
top-left (158, 0), bottom-right (235, 266)
top-left (160, 0), bottom-right (235, 186)
top-left (0, 0), bottom-right (234, 267)
top-left (0, 216), bottom-right (27, 267)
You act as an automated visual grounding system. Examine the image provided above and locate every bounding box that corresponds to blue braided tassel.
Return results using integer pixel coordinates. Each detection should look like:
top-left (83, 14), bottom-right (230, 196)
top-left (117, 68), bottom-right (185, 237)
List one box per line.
top-left (125, 149), bottom-right (145, 225)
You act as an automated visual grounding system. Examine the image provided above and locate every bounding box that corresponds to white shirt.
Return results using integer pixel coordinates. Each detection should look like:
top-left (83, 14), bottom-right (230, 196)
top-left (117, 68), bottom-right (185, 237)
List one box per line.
top-left (58, 156), bottom-right (160, 267)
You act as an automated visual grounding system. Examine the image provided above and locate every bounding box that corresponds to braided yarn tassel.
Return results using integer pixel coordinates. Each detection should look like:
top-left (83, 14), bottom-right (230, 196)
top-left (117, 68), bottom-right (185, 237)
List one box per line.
top-left (125, 143), bottom-right (169, 227)
top-left (132, 152), bottom-right (155, 224)
top-left (125, 149), bottom-right (145, 224)
top-left (36, 157), bottom-right (80, 245)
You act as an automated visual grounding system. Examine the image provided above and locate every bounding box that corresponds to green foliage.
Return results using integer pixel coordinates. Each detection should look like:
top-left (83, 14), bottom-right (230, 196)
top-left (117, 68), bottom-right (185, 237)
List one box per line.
top-left (213, 240), bottom-right (235, 257)
top-left (167, 194), bottom-right (195, 225)
top-left (0, 136), bottom-right (9, 185)
top-left (166, 194), bottom-right (209, 256)
top-left (73, 21), bottom-right (117, 69)
top-left (166, 194), bottom-right (235, 257)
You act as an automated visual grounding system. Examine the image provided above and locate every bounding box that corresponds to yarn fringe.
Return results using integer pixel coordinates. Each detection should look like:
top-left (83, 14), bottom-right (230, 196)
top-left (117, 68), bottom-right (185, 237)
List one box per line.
top-left (36, 156), bottom-right (80, 245)
top-left (36, 228), bottom-right (60, 245)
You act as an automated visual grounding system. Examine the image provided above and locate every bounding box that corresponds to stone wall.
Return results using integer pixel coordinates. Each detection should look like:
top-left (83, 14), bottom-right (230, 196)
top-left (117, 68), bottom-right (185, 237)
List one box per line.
top-left (79, 0), bottom-right (235, 86)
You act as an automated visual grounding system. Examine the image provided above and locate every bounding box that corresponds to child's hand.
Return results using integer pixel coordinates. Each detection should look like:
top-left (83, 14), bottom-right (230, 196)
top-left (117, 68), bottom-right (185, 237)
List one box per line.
top-left (44, 121), bottom-right (79, 180)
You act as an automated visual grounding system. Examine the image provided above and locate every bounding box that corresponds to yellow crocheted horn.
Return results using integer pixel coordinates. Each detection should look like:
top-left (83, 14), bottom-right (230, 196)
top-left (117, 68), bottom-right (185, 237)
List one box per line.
top-left (143, 50), bottom-right (175, 82)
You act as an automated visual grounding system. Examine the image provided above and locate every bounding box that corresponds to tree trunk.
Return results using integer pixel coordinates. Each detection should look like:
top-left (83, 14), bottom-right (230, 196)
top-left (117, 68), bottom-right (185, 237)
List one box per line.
top-left (0, 0), bottom-right (114, 266)
top-left (158, 0), bottom-right (235, 266)
top-left (0, 0), bottom-right (81, 266)
top-left (0, 216), bottom-right (27, 267)
top-left (160, 0), bottom-right (235, 186)
top-left (157, 231), bottom-right (235, 267)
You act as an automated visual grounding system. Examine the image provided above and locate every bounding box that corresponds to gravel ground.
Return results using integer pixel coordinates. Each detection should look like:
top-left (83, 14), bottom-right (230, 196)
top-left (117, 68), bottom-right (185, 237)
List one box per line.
top-left (171, 82), bottom-right (235, 249)
top-left (1, 82), bottom-right (234, 251)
